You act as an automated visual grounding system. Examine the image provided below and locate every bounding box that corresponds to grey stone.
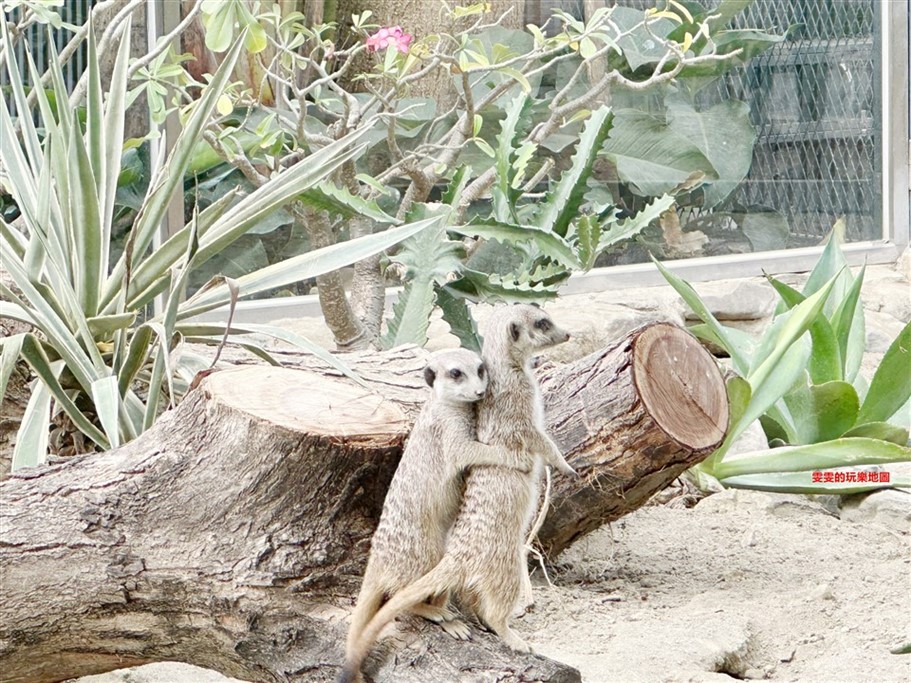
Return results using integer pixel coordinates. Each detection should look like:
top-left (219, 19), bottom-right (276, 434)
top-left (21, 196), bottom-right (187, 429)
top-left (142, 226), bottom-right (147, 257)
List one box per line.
top-left (864, 310), bottom-right (908, 354)
top-left (689, 279), bottom-right (777, 321)
top-left (724, 421), bottom-right (770, 461)
top-left (840, 489), bottom-right (911, 533)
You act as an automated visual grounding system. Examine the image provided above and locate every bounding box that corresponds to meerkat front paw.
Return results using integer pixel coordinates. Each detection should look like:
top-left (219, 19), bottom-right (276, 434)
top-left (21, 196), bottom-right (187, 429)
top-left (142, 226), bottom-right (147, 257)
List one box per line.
top-left (439, 618), bottom-right (472, 640)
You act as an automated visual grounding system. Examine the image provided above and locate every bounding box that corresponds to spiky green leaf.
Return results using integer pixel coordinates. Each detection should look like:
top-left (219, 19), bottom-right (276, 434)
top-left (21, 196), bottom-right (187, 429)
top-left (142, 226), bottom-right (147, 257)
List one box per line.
top-left (535, 107), bottom-right (614, 237)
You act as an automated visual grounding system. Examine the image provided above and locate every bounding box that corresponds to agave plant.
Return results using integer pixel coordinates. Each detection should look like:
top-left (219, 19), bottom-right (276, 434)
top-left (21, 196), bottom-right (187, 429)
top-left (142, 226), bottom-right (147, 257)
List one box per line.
top-left (382, 96), bottom-right (675, 351)
top-left (0, 18), bottom-right (439, 470)
top-left (654, 223), bottom-right (911, 494)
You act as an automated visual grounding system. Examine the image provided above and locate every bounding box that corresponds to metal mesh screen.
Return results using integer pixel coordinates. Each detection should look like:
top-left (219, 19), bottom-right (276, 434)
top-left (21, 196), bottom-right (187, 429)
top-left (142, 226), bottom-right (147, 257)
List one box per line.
top-left (717, 0), bottom-right (880, 244)
top-left (541, 0), bottom-right (882, 246)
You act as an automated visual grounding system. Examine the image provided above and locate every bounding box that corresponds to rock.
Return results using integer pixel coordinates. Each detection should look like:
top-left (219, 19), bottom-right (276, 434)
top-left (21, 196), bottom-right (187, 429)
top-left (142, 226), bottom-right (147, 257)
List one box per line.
top-left (896, 246), bottom-right (911, 282)
top-left (864, 310), bottom-right (908, 354)
top-left (840, 489), bottom-right (911, 533)
top-left (71, 662), bottom-right (250, 683)
top-left (689, 279), bottom-right (777, 321)
top-left (808, 583), bottom-right (835, 601)
top-left (862, 262), bottom-right (911, 323)
top-left (724, 421), bottom-right (770, 461)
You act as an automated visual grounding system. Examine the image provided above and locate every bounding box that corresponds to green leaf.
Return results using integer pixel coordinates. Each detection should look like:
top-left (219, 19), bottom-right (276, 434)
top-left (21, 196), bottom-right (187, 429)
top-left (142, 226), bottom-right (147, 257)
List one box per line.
top-left (100, 15), bottom-right (133, 267)
top-left (719, 471), bottom-right (908, 495)
top-left (0, 334), bottom-right (25, 409)
top-left (688, 322), bottom-right (758, 362)
top-left (0, 19), bottom-right (41, 174)
top-left (764, 273), bottom-right (841, 383)
top-left (600, 194), bottom-right (675, 250)
top-left (437, 286), bottom-right (482, 353)
top-left (576, 214), bottom-right (600, 270)
top-left (742, 212), bottom-right (789, 253)
top-left (612, 6), bottom-right (677, 70)
top-left (535, 107), bottom-right (614, 237)
top-left (843, 422), bottom-right (909, 446)
top-left (382, 223), bottom-right (462, 348)
top-left (726, 376), bottom-right (752, 436)
top-left (299, 182), bottom-right (398, 224)
top-left (858, 320), bottom-right (911, 425)
top-left (493, 94), bottom-right (531, 222)
top-left (177, 322), bottom-right (365, 387)
top-left (143, 322), bottom-right (175, 430)
top-left (442, 166), bottom-right (471, 207)
top-left (190, 138), bottom-right (372, 271)
top-left (666, 100), bottom-right (755, 208)
top-left (830, 264), bottom-right (865, 375)
top-left (203, 1), bottom-right (238, 52)
top-left (748, 272), bottom-right (840, 390)
top-left (11, 376), bottom-right (54, 471)
top-left (446, 268), bottom-right (559, 303)
top-left (725, 337), bottom-right (810, 450)
top-left (179, 215), bottom-right (444, 319)
top-left (714, 438), bottom-right (911, 479)
top-left (453, 220), bottom-right (581, 269)
top-left (602, 109), bottom-right (715, 198)
top-left (785, 380), bottom-right (860, 444)
top-left (652, 256), bottom-right (750, 374)
top-left (118, 325), bottom-right (153, 396)
top-left (90, 375), bottom-right (122, 448)
top-left (18, 335), bottom-right (109, 449)
top-left (87, 312), bottom-right (138, 337)
top-left (103, 37), bottom-right (247, 310)
top-left (803, 219), bottom-right (847, 297)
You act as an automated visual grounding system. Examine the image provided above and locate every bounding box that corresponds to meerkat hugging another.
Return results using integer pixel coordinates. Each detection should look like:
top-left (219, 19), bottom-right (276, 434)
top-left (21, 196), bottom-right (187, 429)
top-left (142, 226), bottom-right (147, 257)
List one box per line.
top-left (340, 304), bottom-right (574, 683)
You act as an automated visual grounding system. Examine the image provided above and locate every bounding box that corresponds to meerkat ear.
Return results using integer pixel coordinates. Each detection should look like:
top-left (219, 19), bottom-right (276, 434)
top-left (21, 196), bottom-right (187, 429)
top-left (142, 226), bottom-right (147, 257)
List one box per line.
top-left (423, 366), bottom-right (437, 387)
top-left (510, 322), bottom-right (521, 342)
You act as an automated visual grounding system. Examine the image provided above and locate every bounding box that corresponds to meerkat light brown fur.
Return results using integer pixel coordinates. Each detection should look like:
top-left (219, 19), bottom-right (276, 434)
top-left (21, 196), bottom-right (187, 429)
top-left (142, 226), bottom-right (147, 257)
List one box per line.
top-left (342, 349), bottom-right (523, 675)
top-left (339, 305), bottom-right (573, 682)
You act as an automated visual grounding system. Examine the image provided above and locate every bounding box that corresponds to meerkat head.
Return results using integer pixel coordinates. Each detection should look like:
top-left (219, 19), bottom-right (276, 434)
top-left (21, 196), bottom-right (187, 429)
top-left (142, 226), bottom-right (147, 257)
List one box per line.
top-left (484, 303), bottom-right (570, 366)
top-left (423, 349), bottom-right (488, 403)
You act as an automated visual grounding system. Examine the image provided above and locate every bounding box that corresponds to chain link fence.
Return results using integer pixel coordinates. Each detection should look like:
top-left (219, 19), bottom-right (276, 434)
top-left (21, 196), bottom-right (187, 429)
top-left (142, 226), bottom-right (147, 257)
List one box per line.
top-left (718, 0), bottom-right (879, 245)
top-left (559, 0), bottom-right (881, 247)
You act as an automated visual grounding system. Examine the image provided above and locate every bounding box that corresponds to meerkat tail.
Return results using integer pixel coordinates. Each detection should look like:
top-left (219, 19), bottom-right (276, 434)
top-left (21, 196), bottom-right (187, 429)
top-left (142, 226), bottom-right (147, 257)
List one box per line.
top-left (344, 586), bottom-right (384, 660)
top-left (339, 558), bottom-right (460, 683)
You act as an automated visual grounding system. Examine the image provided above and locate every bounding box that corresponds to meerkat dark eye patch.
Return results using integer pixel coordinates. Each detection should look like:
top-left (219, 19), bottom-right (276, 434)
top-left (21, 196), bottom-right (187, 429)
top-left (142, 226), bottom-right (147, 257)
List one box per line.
top-left (423, 366), bottom-right (437, 387)
top-left (534, 318), bottom-right (552, 332)
top-left (510, 322), bottom-right (521, 341)
top-left (448, 368), bottom-right (463, 380)
top-left (477, 363), bottom-right (486, 379)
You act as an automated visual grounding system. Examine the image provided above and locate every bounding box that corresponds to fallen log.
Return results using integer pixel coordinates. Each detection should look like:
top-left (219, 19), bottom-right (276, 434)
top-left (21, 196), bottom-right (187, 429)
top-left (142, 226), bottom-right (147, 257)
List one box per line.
top-left (0, 322), bottom-right (727, 683)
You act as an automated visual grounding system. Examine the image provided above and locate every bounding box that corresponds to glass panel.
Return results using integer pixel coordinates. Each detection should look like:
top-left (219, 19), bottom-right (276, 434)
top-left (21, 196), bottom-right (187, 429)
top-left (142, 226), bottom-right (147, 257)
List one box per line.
top-left (553, 0), bottom-right (881, 261)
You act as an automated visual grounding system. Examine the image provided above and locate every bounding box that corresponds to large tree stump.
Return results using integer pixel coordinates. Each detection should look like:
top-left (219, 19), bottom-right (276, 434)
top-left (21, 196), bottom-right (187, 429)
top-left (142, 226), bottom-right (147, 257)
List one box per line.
top-left (0, 323), bottom-right (726, 683)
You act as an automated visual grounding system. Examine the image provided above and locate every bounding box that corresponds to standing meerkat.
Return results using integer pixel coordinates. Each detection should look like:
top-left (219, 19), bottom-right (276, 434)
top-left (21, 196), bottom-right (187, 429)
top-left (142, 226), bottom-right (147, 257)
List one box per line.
top-left (339, 305), bottom-right (574, 683)
top-left (343, 349), bottom-right (526, 672)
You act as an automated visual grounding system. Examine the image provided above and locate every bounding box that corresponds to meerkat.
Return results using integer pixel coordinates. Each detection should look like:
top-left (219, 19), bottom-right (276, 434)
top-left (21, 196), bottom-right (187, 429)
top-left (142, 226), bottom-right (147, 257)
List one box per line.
top-left (343, 348), bottom-right (527, 673)
top-left (339, 305), bottom-right (574, 683)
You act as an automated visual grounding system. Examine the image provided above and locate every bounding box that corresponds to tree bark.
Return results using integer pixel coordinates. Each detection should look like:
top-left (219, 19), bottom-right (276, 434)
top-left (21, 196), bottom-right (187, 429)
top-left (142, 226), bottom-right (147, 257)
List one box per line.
top-left (0, 323), bottom-right (726, 683)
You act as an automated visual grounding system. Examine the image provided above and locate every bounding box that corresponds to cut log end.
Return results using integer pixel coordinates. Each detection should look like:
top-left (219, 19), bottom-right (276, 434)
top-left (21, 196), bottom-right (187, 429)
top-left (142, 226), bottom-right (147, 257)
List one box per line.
top-left (207, 366), bottom-right (411, 442)
top-left (632, 323), bottom-right (729, 451)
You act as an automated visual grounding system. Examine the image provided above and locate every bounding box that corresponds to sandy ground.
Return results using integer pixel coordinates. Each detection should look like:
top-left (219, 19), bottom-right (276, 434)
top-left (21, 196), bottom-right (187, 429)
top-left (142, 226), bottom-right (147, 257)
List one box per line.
top-left (521, 489), bottom-right (911, 683)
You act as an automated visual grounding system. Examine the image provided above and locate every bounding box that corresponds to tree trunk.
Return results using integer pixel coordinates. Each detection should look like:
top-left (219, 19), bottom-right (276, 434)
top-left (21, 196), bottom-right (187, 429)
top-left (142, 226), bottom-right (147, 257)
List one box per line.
top-left (0, 323), bottom-right (726, 683)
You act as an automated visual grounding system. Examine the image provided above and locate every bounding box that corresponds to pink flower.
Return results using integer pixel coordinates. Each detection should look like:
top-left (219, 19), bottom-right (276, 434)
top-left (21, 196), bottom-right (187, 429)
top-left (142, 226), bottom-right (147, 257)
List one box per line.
top-left (365, 26), bottom-right (413, 54)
